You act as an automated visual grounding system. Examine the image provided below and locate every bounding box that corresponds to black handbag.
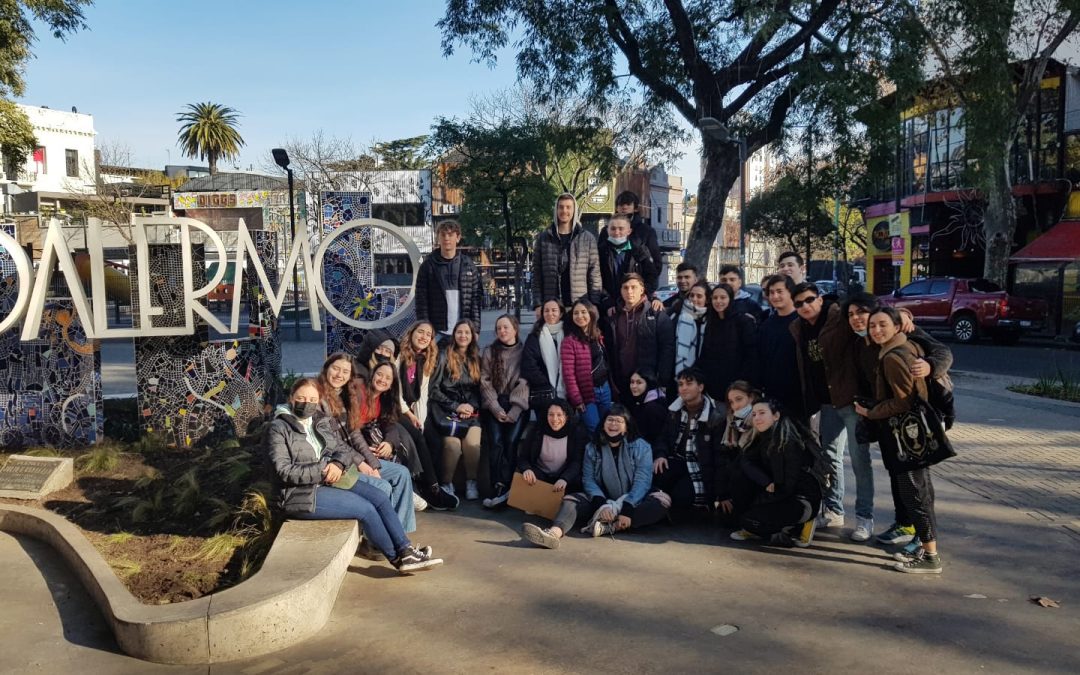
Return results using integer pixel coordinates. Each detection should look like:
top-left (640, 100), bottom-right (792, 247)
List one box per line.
top-left (878, 396), bottom-right (956, 473)
top-left (431, 401), bottom-right (477, 438)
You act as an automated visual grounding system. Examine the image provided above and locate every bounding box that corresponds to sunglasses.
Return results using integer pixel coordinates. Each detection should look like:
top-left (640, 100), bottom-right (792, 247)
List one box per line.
top-left (793, 296), bottom-right (819, 309)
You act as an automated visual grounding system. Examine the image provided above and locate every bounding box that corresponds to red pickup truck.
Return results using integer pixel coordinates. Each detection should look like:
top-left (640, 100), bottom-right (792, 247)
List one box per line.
top-left (878, 278), bottom-right (1048, 344)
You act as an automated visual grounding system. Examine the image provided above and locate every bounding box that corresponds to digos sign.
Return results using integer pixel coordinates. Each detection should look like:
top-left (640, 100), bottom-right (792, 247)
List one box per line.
top-left (0, 216), bottom-right (421, 340)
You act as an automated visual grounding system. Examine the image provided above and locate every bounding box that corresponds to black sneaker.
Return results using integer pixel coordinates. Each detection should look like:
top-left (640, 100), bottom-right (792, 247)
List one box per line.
top-left (424, 484), bottom-right (460, 511)
top-left (391, 545), bottom-right (444, 574)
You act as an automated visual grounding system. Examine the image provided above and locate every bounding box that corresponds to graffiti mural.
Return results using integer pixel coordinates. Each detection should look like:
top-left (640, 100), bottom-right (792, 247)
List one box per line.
top-left (0, 224), bottom-right (102, 448)
top-left (320, 191), bottom-right (414, 356)
top-left (133, 234), bottom-right (279, 448)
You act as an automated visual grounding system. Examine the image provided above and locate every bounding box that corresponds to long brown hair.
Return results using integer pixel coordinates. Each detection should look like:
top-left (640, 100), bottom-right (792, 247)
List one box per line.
top-left (347, 362), bottom-right (400, 430)
top-left (446, 319), bottom-right (481, 382)
top-left (399, 321), bottom-right (438, 377)
top-left (566, 299), bottom-right (601, 343)
top-left (489, 314), bottom-right (519, 391)
top-left (317, 352), bottom-right (355, 416)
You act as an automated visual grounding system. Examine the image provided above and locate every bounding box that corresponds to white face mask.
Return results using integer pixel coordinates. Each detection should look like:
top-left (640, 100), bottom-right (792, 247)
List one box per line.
top-left (855, 329), bottom-right (868, 337)
top-left (734, 404), bottom-right (753, 420)
top-left (609, 236), bottom-right (628, 246)
top-left (688, 304), bottom-right (707, 318)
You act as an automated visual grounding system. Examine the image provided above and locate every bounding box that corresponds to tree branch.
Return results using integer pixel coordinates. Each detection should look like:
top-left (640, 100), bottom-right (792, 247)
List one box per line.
top-left (662, 0), bottom-right (716, 110)
top-left (601, 0), bottom-right (697, 122)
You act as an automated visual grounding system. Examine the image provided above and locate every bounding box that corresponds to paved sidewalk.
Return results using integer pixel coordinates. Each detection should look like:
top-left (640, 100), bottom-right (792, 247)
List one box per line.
top-left (2, 374), bottom-right (1079, 674)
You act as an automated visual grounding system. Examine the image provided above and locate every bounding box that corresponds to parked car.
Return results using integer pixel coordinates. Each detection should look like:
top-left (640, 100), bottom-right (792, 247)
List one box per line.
top-left (655, 285), bottom-right (679, 303)
top-left (878, 277), bottom-right (1048, 344)
top-left (811, 279), bottom-right (840, 297)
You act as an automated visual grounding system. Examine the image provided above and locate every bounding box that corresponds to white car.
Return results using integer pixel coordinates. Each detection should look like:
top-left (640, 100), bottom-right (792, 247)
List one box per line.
top-left (654, 285), bottom-right (679, 303)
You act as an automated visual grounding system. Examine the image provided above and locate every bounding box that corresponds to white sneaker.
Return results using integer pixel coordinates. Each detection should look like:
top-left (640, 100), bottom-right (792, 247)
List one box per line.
top-left (817, 509), bottom-right (844, 529)
top-left (850, 516), bottom-right (873, 542)
top-left (413, 491), bottom-right (429, 512)
top-left (465, 480), bottom-right (479, 501)
top-left (440, 483), bottom-right (456, 497)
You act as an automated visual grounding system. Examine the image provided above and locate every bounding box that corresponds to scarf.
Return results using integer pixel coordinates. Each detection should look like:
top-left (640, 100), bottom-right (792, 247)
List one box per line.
top-left (540, 321), bottom-right (565, 397)
top-left (675, 307), bottom-right (706, 375)
top-left (599, 440), bottom-right (636, 500)
top-left (669, 396), bottom-right (713, 506)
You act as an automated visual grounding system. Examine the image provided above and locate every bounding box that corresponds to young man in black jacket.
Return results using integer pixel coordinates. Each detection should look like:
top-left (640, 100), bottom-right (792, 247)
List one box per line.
top-left (597, 214), bottom-right (658, 313)
top-left (718, 265), bottom-right (764, 324)
top-left (598, 190), bottom-right (662, 275)
top-left (604, 273), bottom-right (675, 404)
top-left (664, 262), bottom-right (702, 317)
top-left (651, 367), bottom-right (730, 511)
top-left (756, 275), bottom-right (804, 421)
top-left (415, 220), bottom-right (482, 336)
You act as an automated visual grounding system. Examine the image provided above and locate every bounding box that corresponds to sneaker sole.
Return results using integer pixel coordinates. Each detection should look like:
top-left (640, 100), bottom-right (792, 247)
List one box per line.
top-left (397, 558), bottom-right (444, 574)
top-left (876, 533), bottom-right (915, 545)
top-left (893, 562), bottom-right (942, 574)
top-left (522, 524), bottom-right (559, 549)
top-left (850, 531), bottom-right (872, 542)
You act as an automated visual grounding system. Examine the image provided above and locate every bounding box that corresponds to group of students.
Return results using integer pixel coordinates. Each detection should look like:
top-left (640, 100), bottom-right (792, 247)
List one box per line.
top-left (265, 191), bottom-right (954, 576)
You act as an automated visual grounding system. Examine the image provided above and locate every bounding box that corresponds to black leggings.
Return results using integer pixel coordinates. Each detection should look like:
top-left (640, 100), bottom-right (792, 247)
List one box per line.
top-left (893, 468), bottom-right (937, 544)
top-left (652, 458), bottom-right (700, 509)
top-left (740, 478), bottom-right (822, 538)
top-left (393, 420), bottom-right (440, 489)
top-left (890, 473), bottom-right (914, 527)
top-left (551, 492), bottom-right (668, 533)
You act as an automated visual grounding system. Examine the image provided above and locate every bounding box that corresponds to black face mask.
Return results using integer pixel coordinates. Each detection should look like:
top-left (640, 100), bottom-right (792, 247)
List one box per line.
top-left (292, 401), bottom-right (318, 420)
top-left (603, 431), bottom-right (625, 445)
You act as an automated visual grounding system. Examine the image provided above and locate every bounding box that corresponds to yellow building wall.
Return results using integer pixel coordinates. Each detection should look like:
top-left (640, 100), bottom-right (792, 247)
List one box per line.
top-left (865, 211), bottom-right (912, 292)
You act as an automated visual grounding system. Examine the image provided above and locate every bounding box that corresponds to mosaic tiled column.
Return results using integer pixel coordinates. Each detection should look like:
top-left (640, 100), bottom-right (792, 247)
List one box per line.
top-left (133, 234), bottom-right (280, 448)
top-left (0, 224), bottom-right (102, 448)
top-left (320, 192), bottom-right (415, 357)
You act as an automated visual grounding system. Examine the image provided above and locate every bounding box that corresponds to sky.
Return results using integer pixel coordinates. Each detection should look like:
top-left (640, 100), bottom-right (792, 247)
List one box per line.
top-left (17, 0), bottom-right (701, 191)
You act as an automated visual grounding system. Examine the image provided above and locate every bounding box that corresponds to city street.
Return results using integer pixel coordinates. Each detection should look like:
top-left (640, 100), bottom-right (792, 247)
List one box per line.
top-left (2, 375), bottom-right (1078, 674)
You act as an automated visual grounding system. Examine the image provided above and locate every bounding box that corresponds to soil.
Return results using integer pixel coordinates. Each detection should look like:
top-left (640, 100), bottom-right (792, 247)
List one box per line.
top-left (0, 442), bottom-right (273, 605)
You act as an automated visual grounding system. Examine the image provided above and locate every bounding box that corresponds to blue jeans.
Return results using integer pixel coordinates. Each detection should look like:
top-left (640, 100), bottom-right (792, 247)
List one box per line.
top-left (355, 460), bottom-right (416, 533)
top-left (297, 482), bottom-right (410, 559)
top-left (836, 404), bottom-right (874, 520)
top-left (581, 382), bottom-right (613, 433)
top-left (818, 404), bottom-right (848, 517)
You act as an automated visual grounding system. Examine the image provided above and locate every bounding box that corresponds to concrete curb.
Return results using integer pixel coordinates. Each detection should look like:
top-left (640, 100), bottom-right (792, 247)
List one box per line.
top-left (0, 504), bottom-right (358, 664)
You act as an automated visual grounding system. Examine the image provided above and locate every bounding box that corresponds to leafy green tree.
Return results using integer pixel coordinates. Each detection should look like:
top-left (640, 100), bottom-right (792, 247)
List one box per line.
top-left (371, 136), bottom-right (434, 170)
top-left (176, 102), bottom-right (245, 175)
top-left (0, 0), bottom-right (89, 98)
top-left (440, 0), bottom-right (922, 272)
top-left (0, 99), bottom-right (35, 172)
top-left (907, 0), bottom-right (1080, 285)
top-left (745, 172), bottom-right (834, 257)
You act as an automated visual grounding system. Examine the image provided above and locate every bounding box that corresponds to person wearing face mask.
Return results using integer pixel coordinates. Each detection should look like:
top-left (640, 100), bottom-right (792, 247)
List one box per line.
top-left (701, 283), bottom-right (758, 400)
top-left (846, 294), bottom-right (952, 555)
top-left (265, 378), bottom-right (442, 574)
top-left (597, 214), bottom-right (660, 314)
top-left (316, 353), bottom-right (418, 542)
top-left (520, 405), bottom-right (668, 548)
top-left (522, 299), bottom-right (568, 415)
top-left (727, 400), bottom-right (824, 548)
top-left (714, 382), bottom-right (761, 526)
top-left (671, 281), bottom-right (710, 384)
top-left (479, 315), bottom-right (530, 508)
top-left (626, 370), bottom-right (668, 447)
top-left (353, 329), bottom-right (399, 380)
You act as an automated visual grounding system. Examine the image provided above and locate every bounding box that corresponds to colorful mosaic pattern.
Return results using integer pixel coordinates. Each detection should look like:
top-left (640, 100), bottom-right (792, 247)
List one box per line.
top-left (133, 235), bottom-right (279, 448)
top-left (320, 192), bottom-right (414, 355)
top-left (0, 225), bottom-right (102, 448)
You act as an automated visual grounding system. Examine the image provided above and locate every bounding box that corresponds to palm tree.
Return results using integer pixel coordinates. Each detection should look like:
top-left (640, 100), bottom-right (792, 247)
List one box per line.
top-left (176, 102), bottom-right (245, 175)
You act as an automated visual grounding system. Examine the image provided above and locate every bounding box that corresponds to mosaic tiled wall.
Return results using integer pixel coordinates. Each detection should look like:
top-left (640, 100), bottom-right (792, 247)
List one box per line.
top-left (0, 224), bottom-right (102, 448)
top-left (320, 192), bottom-right (414, 355)
top-left (133, 234), bottom-right (280, 448)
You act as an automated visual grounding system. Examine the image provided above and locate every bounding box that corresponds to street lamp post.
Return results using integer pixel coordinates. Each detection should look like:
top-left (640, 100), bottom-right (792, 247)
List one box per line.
top-left (272, 148), bottom-right (301, 341)
top-left (697, 117), bottom-right (747, 269)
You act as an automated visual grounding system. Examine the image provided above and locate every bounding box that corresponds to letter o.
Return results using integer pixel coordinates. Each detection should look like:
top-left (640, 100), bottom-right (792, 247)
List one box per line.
top-left (0, 229), bottom-right (33, 335)
top-left (312, 218), bottom-right (421, 330)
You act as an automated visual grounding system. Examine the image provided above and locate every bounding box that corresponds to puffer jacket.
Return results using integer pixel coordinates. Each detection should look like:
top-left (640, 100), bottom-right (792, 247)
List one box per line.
top-left (415, 251), bottom-right (483, 333)
top-left (560, 332), bottom-right (603, 407)
top-left (604, 300), bottom-right (675, 393)
top-left (266, 407), bottom-right (360, 514)
top-left (598, 214), bottom-right (662, 283)
top-left (479, 341), bottom-right (529, 421)
top-left (597, 236), bottom-right (658, 310)
top-left (531, 219), bottom-right (602, 307)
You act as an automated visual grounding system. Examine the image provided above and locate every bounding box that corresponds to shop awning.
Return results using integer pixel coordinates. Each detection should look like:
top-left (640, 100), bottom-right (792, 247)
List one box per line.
top-left (1011, 220), bottom-right (1080, 263)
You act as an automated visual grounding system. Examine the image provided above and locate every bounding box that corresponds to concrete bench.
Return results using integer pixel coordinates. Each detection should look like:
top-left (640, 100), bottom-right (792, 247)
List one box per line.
top-left (0, 504), bottom-right (359, 664)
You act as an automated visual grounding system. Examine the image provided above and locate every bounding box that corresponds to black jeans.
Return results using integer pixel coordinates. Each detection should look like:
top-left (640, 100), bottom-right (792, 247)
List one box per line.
top-left (653, 457), bottom-right (708, 510)
top-left (893, 467), bottom-right (937, 543)
top-left (740, 480), bottom-right (822, 537)
top-left (482, 411), bottom-right (529, 491)
top-left (551, 492), bottom-right (668, 533)
top-left (395, 419), bottom-right (439, 489)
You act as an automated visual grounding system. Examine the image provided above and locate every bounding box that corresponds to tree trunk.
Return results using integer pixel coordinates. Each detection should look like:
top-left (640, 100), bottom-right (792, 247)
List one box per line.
top-left (209, 152), bottom-right (218, 176)
top-left (685, 139), bottom-right (740, 274)
top-left (982, 146), bottom-right (1015, 286)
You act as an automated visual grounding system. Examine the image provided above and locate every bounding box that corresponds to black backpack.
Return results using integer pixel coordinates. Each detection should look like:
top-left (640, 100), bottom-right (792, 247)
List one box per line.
top-left (927, 373), bottom-right (956, 430)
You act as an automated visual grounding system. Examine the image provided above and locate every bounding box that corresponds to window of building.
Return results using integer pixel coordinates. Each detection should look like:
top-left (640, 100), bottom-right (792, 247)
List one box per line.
top-left (33, 147), bottom-right (46, 174)
top-left (65, 149), bottom-right (79, 178)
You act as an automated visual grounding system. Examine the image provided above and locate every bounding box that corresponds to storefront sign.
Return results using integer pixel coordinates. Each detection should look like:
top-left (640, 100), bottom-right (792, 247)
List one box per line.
top-left (891, 236), bottom-right (905, 266)
top-left (0, 216), bottom-right (421, 340)
top-left (888, 213), bottom-right (902, 237)
top-left (872, 221), bottom-right (892, 252)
